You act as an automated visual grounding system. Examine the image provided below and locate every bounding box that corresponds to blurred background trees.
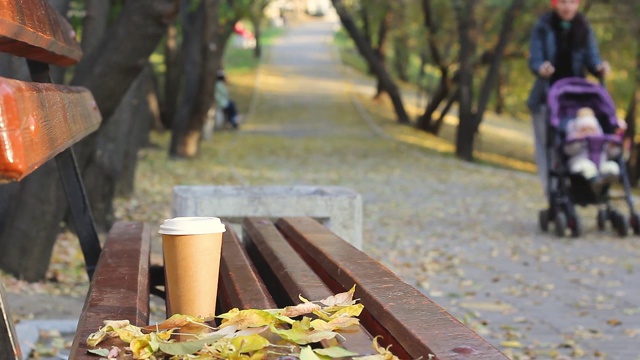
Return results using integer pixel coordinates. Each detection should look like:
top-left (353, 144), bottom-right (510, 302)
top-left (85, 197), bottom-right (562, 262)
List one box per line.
top-left (0, 0), bottom-right (638, 280)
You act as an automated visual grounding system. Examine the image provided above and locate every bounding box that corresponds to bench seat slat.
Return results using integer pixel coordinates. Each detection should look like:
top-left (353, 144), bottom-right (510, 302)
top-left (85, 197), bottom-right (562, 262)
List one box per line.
top-left (69, 222), bottom-right (151, 360)
top-left (242, 217), bottom-right (377, 356)
top-left (0, 0), bottom-right (82, 66)
top-left (218, 221), bottom-right (277, 312)
top-left (276, 217), bottom-right (509, 360)
top-left (0, 76), bottom-right (101, 181)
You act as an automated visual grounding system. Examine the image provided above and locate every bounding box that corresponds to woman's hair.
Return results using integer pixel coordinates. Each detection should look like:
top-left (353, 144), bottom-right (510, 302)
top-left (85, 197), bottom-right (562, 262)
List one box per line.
top-left (550, 0), bottom-right (580, 7)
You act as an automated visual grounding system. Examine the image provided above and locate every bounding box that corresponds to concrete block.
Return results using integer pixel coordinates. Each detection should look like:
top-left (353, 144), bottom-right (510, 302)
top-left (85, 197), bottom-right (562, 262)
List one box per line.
top-left (172, 185), bottom-right (363, 249)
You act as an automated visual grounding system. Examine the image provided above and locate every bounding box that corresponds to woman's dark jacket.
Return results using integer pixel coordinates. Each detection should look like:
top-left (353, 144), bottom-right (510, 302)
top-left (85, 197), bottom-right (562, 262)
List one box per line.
top-left (527, 12), bottom-right (602, 112)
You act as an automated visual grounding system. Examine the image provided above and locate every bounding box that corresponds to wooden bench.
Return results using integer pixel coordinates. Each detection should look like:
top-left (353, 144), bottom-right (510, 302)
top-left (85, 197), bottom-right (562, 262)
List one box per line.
top-left (70, 217), bottom-right (508, 359)
top-left (0, 1), bottom-right (103, 359)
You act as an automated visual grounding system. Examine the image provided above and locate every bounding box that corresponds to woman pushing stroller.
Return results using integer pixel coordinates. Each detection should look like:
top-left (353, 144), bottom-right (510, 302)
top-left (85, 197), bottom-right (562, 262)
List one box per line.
top-left (527, 0), bottom-right (640, 237)
top-left (527, 0), bottom-right (610, 197)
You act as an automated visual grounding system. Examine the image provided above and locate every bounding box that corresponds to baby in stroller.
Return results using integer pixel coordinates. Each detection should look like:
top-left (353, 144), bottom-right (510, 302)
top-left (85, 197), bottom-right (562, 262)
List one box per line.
top-left (563, 107), bottom-right (621, 187)
top-left (539, 77), bottom-right (638, 237)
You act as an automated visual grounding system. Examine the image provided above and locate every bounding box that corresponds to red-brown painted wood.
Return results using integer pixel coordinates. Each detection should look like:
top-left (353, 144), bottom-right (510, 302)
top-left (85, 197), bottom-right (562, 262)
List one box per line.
top-left (69, 222), bottom-right (151, 360)
top-left (243, 217), bottom-right (376, 356)
top-left (276, 217), bottom-right (509, 360)
top-left (0, 76), bottom-right (101, 181)
top-left (0, 0), bottom-right (82, 66)
top-left (218, 220), bottom-right (277, 313)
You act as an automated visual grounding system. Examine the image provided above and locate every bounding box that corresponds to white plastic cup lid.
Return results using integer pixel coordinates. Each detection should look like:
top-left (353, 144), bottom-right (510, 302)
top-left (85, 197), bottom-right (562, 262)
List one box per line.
top-left (158, 217), bottom-right (226, 235)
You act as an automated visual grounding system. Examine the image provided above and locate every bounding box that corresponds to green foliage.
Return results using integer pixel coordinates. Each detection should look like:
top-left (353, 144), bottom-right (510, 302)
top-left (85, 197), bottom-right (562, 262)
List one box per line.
top-left (334, 0), bottom-right (640, 121)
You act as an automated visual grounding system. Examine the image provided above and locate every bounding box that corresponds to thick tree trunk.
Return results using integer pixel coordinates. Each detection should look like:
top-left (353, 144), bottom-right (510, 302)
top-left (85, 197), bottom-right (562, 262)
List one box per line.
top-left (117, 65), bottom-right (160, 196)
top-left (453, 0), bottom-right (478, 161)
top-left (81, 0), bottom-right (112, 56)
top-left (332, 0), bottom-right (409, 124)
top-left (169, 4), bottom-right (202, 157)
top-left (373, 8), bottom-right (392, 100)
top-left (84, 65), bottom-right (158, 231)
top-left (161, 22), bottom-right (182, 130)
top-left (472, 0), bottom-right (524, 132)
top-left (170, 0), bottom-right (224, 158)
top-left (359, 5), bottom-right (373, 74)
top-left (0, 0), bottom-right (179, 281)
top-left (48, 0), bottom-right (72, 84)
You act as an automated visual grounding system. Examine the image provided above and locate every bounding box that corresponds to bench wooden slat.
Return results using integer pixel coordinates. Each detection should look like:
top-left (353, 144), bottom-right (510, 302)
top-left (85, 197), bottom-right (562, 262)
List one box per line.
top-left (69, 222), bottom-right (151, 360)
top-left (0, 0), bottom-right (82, 66)
top-left (276, 217), bottom-right (509, 360)
top-left (218, 221), bottom-right (277, 312)
top-left (242, 217), bottom-right (376, 356)
top-left (0, 76), bottom-right (101, 181)
top-left (0, 281), bottom-right (20, 360)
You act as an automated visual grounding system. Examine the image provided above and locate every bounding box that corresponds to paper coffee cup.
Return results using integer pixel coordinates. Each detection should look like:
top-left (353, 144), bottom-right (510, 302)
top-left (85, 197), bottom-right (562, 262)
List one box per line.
top-left (159, 217), bottom-right (226, 319)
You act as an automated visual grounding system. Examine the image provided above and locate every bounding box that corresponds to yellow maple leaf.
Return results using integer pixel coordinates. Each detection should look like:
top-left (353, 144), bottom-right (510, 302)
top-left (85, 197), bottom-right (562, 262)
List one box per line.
top-left (270, 317), bottom-right (338, 345)
top-left (218, 309), bottom-right (277, 329)
top-left (310, 316), bottom-right (360, 331)
top-left (87, 319), bottom-right (133, 347)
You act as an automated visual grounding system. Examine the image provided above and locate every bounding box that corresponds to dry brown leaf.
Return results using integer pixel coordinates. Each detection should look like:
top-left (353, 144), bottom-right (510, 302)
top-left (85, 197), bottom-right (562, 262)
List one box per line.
top-left (282, 302), bottom-right (322, 317)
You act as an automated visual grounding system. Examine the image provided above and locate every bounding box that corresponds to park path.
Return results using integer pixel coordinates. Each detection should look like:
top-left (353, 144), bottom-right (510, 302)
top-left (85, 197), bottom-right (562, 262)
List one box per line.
top-left (217, 15), bottom-right (640, 360)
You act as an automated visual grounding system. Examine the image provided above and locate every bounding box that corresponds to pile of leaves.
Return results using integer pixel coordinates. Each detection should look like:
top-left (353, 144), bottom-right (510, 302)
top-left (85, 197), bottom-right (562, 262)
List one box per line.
top-left (87, 285), bottom-right (400, 359)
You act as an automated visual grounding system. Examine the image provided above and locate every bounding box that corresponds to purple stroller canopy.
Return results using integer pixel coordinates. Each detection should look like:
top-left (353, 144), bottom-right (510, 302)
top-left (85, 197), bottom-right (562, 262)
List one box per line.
top-left (547, 77), bottom-right (618, 129)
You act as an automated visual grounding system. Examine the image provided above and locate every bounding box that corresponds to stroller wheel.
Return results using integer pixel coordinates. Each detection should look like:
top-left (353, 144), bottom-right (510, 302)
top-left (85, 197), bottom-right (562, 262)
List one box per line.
top-left (614, 213), bottom-right (629, 237)
top-left (569, 214), bottom-right (582, 238)
top-left (554, 211), bottom-right (567, 237)
top-left (597, 209), bottom-right (607, 231)
top-left (630, 214), bottom-right (640, 235)
top-left (539, 209), bottom-right (550, 232)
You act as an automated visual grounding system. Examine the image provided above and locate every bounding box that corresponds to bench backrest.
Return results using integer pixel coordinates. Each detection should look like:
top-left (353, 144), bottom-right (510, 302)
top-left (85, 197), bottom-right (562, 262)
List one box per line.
top-left (0, 1), bottom-right (102, 358)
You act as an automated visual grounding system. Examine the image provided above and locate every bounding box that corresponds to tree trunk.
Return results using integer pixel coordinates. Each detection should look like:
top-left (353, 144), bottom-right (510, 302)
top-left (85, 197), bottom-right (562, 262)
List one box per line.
top-left (472, 0), bottom-right (524, 132)
top-left (417, 0), bottom-right (456, 133)
top-left (495, 69), bottom-right (506, 114)
top-left (81, 0), bottom-right (112, 56)
top-left (48, 0), bottom-right (72, 84)
top-left (170, 0), bottom-right (224, 158)
top-left (373, 8), bottom-right (392, 100)
top-left (83, 65), bottom-right (158, 232)
top-left (332, 0), bottom-right (410, 124)
top-left (169, 4), bottom-right (202, 157)
top-left (359, 5), bottom-right (373, 74)
top-left (117, 65), bottom-right (160, 196)
top-left (161, 22), bottom-right (182, 130)
top-left (453, 0), bottom-right (478, 161)
top-left (432, 87), bottom-right (460, 134)
top-left (251, 15), bottom-right (263, 58)
top-left (0, 0), bottom-right (179, 281)
top-left (416, 69), bottom-right (450, 133)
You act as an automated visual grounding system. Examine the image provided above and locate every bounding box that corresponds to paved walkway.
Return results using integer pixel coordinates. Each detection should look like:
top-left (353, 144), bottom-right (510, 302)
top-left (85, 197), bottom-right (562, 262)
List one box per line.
top-left (220, 17), bottom-right (640, 360)
top-left (7, 15), bottom-right (640, 360)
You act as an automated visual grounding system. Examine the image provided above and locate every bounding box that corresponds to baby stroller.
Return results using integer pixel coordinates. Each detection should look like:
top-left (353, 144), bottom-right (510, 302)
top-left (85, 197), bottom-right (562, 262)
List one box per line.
top-left (538, 77), bottom-right (639, 237)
